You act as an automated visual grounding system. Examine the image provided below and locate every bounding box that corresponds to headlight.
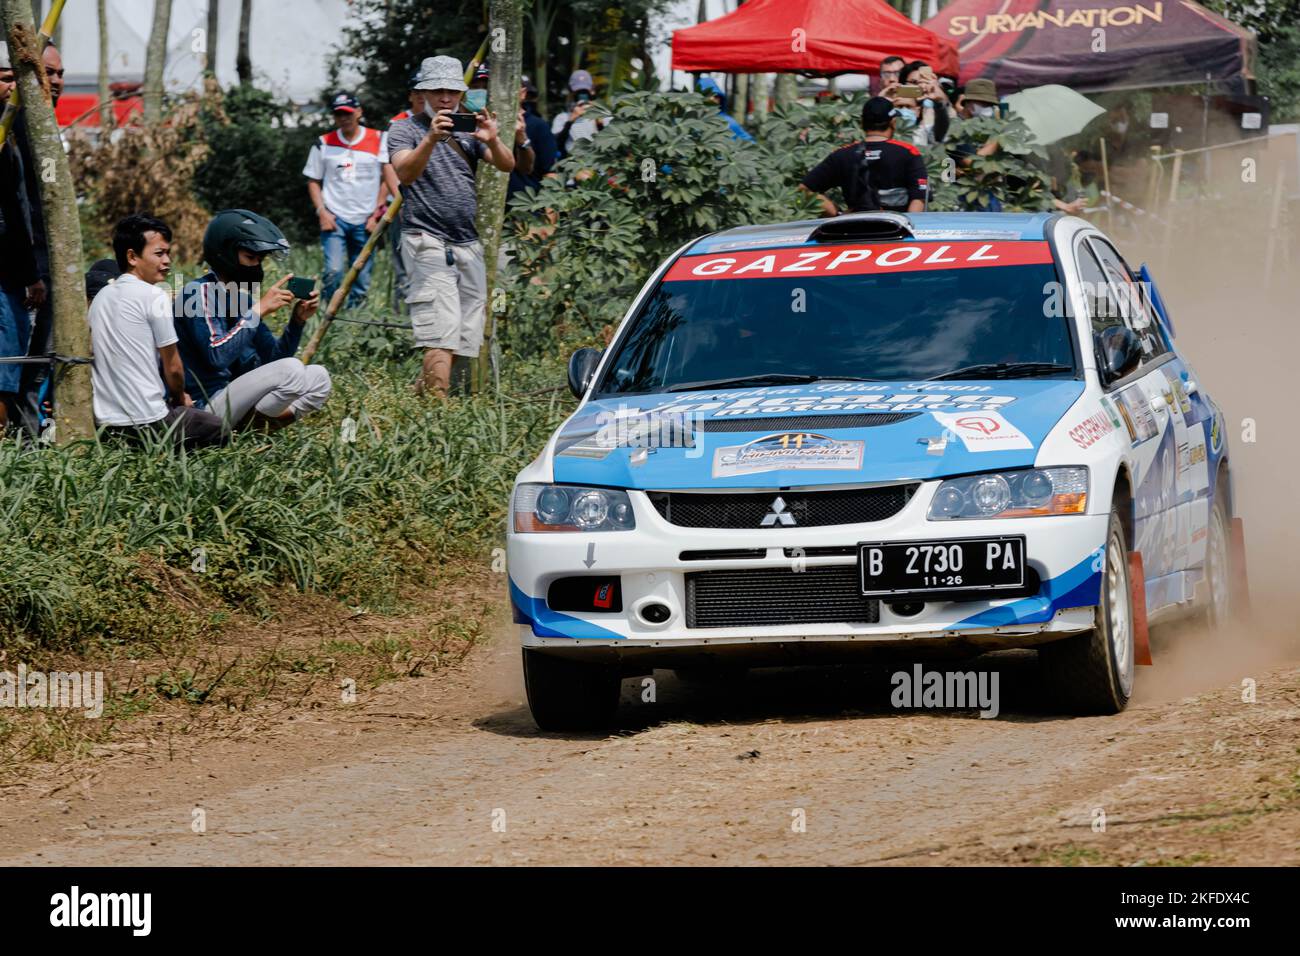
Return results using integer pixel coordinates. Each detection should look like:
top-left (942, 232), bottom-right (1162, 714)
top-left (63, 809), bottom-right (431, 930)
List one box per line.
top-left (927, 467), bottom-right (1088, 519)
top-left (513, 483), bottom-right (636, 532)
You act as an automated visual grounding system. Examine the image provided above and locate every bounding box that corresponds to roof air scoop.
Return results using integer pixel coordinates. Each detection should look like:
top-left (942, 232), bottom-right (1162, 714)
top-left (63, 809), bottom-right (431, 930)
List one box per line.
top-left (810, 212), bottom-right (914, 243)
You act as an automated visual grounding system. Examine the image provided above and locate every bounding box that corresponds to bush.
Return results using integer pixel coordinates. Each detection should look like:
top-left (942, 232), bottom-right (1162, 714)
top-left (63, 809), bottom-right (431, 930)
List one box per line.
top-left (505, 90), bottom-right (814, 354)
top-left (68, 95), bottom-right (212, 263)
top-left (193, 85), bottom-right (324, 247)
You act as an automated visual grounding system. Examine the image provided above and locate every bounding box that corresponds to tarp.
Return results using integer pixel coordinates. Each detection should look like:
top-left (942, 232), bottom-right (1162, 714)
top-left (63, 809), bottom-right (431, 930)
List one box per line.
top-left (924, 0), bottom-right (1255, 93)
top-left (671, 0), bottom-right (959, 77)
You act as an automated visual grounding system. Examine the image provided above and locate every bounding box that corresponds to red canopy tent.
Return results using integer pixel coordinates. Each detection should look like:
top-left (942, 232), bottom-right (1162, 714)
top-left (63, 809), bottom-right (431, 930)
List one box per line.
top-left (924, 0), bottom-right (1255, 93)
top-left (671, 0), bottom-right (959, 77)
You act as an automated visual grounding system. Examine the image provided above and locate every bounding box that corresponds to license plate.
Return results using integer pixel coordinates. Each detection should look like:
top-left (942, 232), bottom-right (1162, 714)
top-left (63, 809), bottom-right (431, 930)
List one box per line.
top-left (858, 536), bottom-right (1026, 597)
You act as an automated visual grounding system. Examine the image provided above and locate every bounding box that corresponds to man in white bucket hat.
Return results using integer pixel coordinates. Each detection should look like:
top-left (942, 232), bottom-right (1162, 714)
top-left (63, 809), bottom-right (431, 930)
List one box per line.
top-left (387, 55), bottom-right (515, 397)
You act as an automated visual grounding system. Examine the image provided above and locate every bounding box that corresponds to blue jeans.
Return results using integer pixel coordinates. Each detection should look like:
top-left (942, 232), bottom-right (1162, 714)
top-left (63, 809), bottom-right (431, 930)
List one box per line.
top-left (321, 217), bottom-right (373, 310)
top-left (0, 285), bottom-right (31, 396)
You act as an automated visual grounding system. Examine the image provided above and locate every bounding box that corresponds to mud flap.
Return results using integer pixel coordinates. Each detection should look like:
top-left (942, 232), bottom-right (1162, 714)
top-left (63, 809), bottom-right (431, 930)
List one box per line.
top-left (1230, 517), bottom-right (1251, 620)
top-left (1129, 550), bottom-right (1152, 666)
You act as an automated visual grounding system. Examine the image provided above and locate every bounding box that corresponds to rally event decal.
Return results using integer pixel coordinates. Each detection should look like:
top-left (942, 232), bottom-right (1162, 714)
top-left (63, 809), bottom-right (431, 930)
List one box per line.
top-left (665, 242), bottom-right (1054, 281)
top-left (712, 432), bottom-right (865, 478)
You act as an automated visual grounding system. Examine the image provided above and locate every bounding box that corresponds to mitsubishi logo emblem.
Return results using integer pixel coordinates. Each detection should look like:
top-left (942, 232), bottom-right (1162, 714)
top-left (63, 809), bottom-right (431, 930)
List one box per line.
top-left (761, 496), bottom-right (796, 526)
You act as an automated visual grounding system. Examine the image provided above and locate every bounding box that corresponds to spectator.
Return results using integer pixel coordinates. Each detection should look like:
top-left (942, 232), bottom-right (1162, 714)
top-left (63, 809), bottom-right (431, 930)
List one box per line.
top-left (470, 62), bottom-right (536, 194)
top-left (303, 92), bottom-right (388, 310)
top-left (950, 78), bottom-right (1003, 166)
top-left (877, 56), bottom-right (905, 97)
top-left (552, 70), bottom-right (606, 159)
top-left (696, 76), bottom-right (753, 142)
top-left (85, 258), bottom-right (120, 302)
top-left (799, 97), bottom-right (928, 216)
top-left (0, 42), bottom-right (50, 437)
top-left (0, 44), bottom-right (42, 435)
top-left (387, 55), bottom-right (515, 398)
top-left (175, 210), bottom-right (331, 431)
top-left (89, 215), bottom-right (226, 450)
top-left (895, 61), bottom-right (951, 146)
top-left (508, 75), bottom-right (556, 202)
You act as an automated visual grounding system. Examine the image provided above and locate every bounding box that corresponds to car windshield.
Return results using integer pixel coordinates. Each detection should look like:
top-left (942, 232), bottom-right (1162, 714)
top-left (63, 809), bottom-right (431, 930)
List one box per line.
top-left (597, 252), bottom-right (1074, 395)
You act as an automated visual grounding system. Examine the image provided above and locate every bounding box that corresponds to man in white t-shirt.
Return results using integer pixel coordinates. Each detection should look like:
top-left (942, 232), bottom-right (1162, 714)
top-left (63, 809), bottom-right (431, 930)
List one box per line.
top-left (88, 214), bottom-right (226, 449)
top-left (303, 92), bottom-right (389, 309)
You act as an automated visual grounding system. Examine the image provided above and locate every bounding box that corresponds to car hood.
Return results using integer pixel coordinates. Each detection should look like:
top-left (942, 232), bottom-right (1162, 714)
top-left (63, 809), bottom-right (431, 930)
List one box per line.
top-left (550, 380), bottom-right (1086, 490)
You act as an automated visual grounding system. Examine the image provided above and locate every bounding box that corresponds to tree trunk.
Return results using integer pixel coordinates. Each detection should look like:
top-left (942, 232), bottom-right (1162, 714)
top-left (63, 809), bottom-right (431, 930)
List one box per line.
top-left (204, 0), bottom-right (219, 77)
top-left (734, 72), bottom-right (748, 125)
top-left (774, 73), bottom-right (798, 110)
top-left (527, 0), bottom-right (556, 118)
top-left (2, 0), bottom-right (91, 442)
top-left (142, 0), bottom-right (172, 124)
top-left (96, 0), bottom-right (112, 128)
top-left (236, 0), bottom-right (251, 85)
top-left (473, 0), bottom-right (524, 392)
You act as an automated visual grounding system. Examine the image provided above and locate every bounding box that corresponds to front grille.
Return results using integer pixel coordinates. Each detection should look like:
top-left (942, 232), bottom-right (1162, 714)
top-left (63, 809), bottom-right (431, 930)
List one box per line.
top-left (649, 484), bottom-right (917, 529)
top-left (699, 412), bottom-right (920, 433)
top-left (686, 565), bottom-right (879, 628)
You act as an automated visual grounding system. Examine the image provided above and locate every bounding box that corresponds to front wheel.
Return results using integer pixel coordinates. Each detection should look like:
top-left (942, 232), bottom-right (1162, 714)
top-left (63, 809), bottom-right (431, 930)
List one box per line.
top-left (1202, 474), bottom-right (1238, 630)
top-left (1040, 508), bottom-right (1135, 714)
top-left (522, 649), bottom-right (621, 732)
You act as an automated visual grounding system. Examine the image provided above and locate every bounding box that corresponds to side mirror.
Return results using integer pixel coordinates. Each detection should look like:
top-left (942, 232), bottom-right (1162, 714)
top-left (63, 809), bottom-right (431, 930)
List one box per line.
top-left (567, 348), bottom-right (602, 399)
top-left (1096, 326), bottom-right (1142, 383)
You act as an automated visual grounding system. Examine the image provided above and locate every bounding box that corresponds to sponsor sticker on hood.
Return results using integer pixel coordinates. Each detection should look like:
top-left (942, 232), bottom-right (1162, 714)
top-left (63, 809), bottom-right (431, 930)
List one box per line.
top-left (712, 432), bottom-right (865, 478)
top-left (931, 411), bottom-right (1033, 452)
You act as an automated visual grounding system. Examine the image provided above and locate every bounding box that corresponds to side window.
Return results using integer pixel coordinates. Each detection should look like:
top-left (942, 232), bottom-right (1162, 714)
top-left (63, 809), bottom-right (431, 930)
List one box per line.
top-left (1075, 242), bottom-right (1122, 335)
top-left (1088, 238), bottom-right (1167, 360)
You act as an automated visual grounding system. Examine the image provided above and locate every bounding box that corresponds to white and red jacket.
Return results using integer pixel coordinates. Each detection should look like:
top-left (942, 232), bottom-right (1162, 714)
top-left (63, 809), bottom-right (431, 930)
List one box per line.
top-left (302, 126), bottom-right (389, 224)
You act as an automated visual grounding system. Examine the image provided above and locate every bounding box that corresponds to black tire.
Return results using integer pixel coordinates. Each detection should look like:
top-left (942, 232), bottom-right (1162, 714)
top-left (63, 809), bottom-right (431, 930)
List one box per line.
top-left (1040, 507), bottom-right (1135, 715)
top-left (522, 649), bottom-right (621, 732)
top-left (1202, 472), bottom-right (1235, 630)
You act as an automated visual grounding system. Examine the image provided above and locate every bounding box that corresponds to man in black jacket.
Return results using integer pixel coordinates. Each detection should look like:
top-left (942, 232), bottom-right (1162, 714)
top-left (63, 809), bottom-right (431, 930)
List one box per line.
top-left (799, 98), bottom-right (929, 216)
top-left (0, 47), bottom-right (46, 434)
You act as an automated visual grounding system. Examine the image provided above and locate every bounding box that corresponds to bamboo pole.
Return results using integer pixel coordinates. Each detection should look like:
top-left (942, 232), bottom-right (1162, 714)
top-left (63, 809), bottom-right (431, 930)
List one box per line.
top-left (1099, 136), bottom-right (1114, 234)
top-left (1263, 165), bottom-right (1286, 287)
top-left (299, 197), bottom-right (401, 365)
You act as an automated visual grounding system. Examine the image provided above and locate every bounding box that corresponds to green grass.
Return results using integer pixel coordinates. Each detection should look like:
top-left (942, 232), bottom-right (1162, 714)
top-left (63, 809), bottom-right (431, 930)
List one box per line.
top-left (1, 240), bottom-right (571, 654)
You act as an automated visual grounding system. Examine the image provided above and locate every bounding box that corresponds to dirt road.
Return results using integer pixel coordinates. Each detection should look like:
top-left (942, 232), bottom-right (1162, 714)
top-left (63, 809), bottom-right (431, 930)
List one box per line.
top-left (1, 606), bottom-right (1297, 866)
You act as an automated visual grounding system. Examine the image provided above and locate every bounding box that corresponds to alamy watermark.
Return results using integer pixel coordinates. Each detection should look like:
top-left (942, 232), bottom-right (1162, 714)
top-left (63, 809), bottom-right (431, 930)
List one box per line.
top-left (891, 663), bottom-right (1000, 719)
top-left (0, 664), bottom-right (104, 718)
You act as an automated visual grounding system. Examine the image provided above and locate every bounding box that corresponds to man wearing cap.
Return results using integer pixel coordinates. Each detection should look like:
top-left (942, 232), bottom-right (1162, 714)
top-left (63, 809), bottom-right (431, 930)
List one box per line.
top-left (950, 78), bottom-right (1003, 168)
top-left (799, 97), bottom-right (928, 217)
top-left (303, 92), bottom-right (388, 310)
top-left (552, 70), bottom-right (606, 159)
top-left (387, 55), bottom-right (515, 398)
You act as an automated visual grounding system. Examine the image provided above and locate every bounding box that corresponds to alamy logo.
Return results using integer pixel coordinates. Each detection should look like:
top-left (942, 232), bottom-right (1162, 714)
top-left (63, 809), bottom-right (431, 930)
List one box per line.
top-left (0, 664), bottom-right (103, 718)
top-left (49, 886), bottom-right (151, 936)
top-left (891, 664), bottom-right (1000, 718)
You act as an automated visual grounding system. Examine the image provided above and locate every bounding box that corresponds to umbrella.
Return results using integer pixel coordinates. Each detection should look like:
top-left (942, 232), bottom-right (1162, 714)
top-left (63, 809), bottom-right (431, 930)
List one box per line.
top-left (1002, 84), bottom-right (1106, 145)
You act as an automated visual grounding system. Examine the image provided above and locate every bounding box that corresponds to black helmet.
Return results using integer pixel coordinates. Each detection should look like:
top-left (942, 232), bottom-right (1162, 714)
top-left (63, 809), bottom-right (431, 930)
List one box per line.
top-left (202, 209), bottom-right (289, 278)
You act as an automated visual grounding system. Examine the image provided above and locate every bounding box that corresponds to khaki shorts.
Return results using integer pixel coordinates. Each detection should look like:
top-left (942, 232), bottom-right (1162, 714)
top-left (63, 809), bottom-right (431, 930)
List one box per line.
top-left (403, 231), bottom-right (487, 356)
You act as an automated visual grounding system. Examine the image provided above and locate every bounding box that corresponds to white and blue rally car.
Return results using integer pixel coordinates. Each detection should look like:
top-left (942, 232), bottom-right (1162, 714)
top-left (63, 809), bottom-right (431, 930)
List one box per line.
top-left (508, 212), bottom-right (1244, 729)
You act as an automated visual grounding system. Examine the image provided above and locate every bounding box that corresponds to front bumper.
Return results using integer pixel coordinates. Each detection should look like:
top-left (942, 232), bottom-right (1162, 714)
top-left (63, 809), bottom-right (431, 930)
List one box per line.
top-left (507, 482), bottom-right (1106, 654)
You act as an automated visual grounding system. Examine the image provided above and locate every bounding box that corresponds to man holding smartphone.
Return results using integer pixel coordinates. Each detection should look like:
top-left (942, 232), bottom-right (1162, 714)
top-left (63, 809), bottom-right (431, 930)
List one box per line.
top-left (303, 92), bottom-right (387, 310)
top-left (387, 55), bottom-right (515, 398)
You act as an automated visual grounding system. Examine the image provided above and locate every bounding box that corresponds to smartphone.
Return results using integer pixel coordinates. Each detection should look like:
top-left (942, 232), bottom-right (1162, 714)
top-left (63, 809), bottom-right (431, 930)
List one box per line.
top-left (894, 84), bottom-right (923, 99)
top-left (464, 89), bottom-right (487, 112)
top-left (287, 276), bottom-right (316, 300)
top-left (450, 112), bottom-right (477, 134)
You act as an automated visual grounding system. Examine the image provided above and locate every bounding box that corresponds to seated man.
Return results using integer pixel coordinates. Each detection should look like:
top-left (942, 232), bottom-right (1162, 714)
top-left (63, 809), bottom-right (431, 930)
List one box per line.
top-left (175, 209), bottom-right (331, 431)
top-left (88, 215), bottom-right (226, 449)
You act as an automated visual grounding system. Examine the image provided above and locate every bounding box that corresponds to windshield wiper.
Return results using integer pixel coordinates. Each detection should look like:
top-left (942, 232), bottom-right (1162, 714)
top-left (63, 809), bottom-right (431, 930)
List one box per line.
top-left (665, 373), bottom-right (881, 393)
top-left (928, 362), bottom-right (1074, 382)
top-left (666, 373), bottom-right (818, 392)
